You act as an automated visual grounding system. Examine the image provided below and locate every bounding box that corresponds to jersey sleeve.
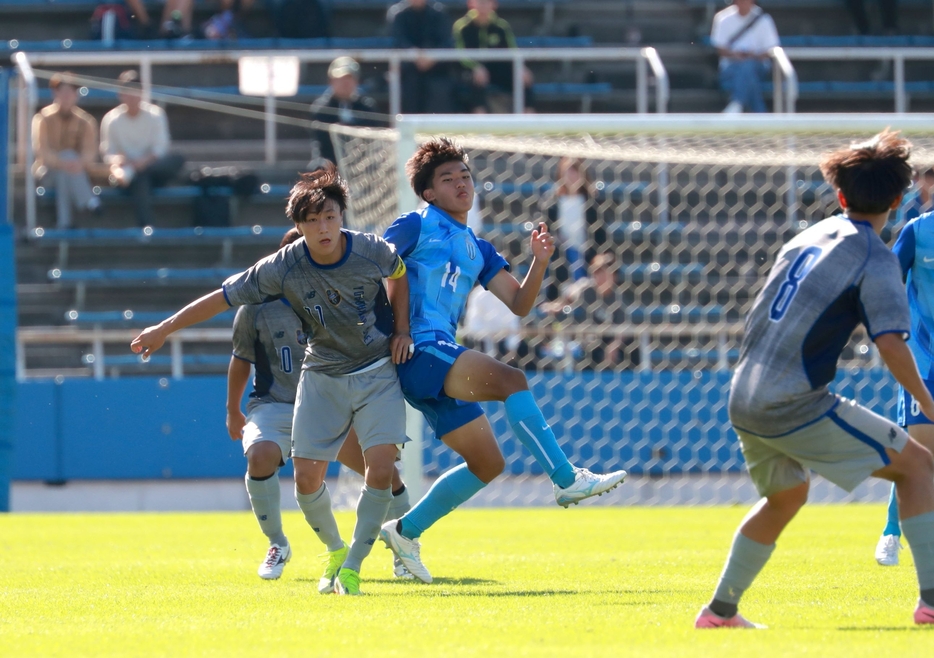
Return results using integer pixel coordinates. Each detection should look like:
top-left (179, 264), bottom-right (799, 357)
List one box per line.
top-left (231, 305), bottom-right (258, 363)
top-left (383, 212), bottom-right (422, 259)
top-left (860, 250), bottom-right (911, 340)
top-left (476, 238), bottom-right (510, 288)
top-left (222, 250), bottom-right (288, 307)
top-left (365, 233), bottom-right (407, 279)
top-left (892, 219), bottom-right (917, 279)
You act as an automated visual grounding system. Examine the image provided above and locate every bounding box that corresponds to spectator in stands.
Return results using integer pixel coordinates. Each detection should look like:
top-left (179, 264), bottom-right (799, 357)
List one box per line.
top-left (463, 285), bottom-right (521, 361)
top-left (899, 167), bottom-right (934, 224)
top-left (32, 72), bottom-right (103, 228)
top-left (102, 0), bottom-right (194, 39)
top-left (100, 70), bottom-right (185, 227)
top-left (388, 0), bottom-right (456, 113)
top-left (710, 0), bottom-right (780, 113)
top-left (845, 0), bottom-right (898, 36)
top-left (310, 57), bottom-right (382, 166)
top-left (548, 157), bottom-right (593, 283)
top-left (453, 0), bottom-right (535, 114)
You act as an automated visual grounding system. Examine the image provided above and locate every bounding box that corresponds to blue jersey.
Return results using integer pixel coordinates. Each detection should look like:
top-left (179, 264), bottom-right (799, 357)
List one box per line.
top-left (384, 205), bottom-right (509, 343)
top-left (892, 212), bottom-right (934, 379)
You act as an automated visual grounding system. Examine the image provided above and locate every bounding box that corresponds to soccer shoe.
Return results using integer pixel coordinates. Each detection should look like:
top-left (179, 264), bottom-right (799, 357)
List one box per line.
top-left (694, 607), bottom-right (765, 629)
top-left (258, 543), bottom-right (291, 580)
top-left (914, 599), bottom-right (934, 624)
top-left (874, 534), bottom-right (902, 567)
top-left (393, 556), bottom-right (415, 580)
top-left (335, 568), bottom-right (362, 596)
top-left (554, 467), bottom-right (627, 508)
top-left (317, 542), bottom-right (349, 594)
top-left (378, 520), bottom-right (432, 584)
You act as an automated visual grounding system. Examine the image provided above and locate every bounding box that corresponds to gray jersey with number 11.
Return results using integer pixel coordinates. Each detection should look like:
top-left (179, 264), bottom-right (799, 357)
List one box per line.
top-left (729, 215), bottom-right (910, 437)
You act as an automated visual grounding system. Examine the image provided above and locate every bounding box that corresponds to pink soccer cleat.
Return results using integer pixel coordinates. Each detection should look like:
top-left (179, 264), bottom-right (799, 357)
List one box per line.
top-left (695, 606), bottom-right (765, 629)
top-left (914, 599), bottom-right (934, 624)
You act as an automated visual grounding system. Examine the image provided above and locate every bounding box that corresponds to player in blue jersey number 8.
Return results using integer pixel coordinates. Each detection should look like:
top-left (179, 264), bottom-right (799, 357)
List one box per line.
top-left (378, 138), bottom-right (628, 583)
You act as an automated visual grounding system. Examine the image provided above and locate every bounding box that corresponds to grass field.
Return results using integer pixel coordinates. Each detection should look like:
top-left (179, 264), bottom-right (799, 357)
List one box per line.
top-left (1, 505), bottom-right (931, 657)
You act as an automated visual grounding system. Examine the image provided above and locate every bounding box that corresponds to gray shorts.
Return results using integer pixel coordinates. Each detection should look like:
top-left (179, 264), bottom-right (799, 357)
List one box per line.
top-left (292, 357), bottom-right (408, 461)
top-left (736, 396), bottom-right (909, 497)
top-left (242, 401), bottom-right (292, 463)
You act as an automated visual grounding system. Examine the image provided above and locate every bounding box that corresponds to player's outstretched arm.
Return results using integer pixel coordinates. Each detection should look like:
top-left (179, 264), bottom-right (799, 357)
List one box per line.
top-left (226, 356), bottom-right (251, 441)
top-left (130, 289), bottom-right (230, 358)
top-left (487, 221), bottom-right (555, 317)
top-left (876, 333), bottom-right (934, 419)
top-left (386, 271), bottom-right (413, 364)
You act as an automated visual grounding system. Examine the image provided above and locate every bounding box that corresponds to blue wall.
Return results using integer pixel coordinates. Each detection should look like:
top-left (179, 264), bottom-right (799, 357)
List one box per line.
top-left (11, 369), bottom-right (898, 481)
top-left (0, 68), bottom-right (15, 510)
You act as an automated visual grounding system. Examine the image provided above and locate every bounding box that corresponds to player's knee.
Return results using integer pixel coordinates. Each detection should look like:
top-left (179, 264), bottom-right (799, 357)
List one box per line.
top-left (470, 451), bottom-right (505, 483)
top-left (246, 443), bottom-right (281, 477)
top-left (365, 461), bottom-right (395, 489)
top-left (766, 481), bottom-right (809, 513)
top-left (500, 365), bottom-right (529, 397)
top-left (905, 440), bottom-right (934, 481)
top-left (293, 468), bottom-right (324, 495)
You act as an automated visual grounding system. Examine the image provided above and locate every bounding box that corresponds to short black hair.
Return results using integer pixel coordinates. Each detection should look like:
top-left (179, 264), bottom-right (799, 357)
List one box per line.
top-left (819, 129), bottom-right (913, 214)
top-left (285, 162), bottom-right (349, 223)
top-left (280, 227), bottom-right (302, 249)
top-left (406, 137), bottom-right (470, 201)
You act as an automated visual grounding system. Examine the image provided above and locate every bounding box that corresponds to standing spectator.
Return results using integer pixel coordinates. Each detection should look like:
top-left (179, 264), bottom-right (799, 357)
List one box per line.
top-left (310, 57), bottom-right (382, 166)
top-left (100, 70), bottom-right (185, 227)
top-left (710, 0), bottom-right (780, 113)
top-left (845, 0), bottom-right (898, 36)
top-left (453, 0), bottom-right (534, 113)
top-left (388, 0), bottom-right (455, 114)
top-left (548, 157), bottom-right (593, 282)
top-left (32, 72), bottom-right (102, 228)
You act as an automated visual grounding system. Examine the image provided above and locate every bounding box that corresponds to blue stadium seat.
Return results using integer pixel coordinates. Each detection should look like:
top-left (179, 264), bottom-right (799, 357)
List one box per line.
top-left (65, 308), bottom-right (235, 326)
top-left (32, 225), bottom-right (279, 243)
top-left (48, 267), bottom-right (241, 283)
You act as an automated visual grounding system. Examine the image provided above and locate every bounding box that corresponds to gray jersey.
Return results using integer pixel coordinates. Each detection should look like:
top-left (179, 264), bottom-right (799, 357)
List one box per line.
top-left (232, 300), bottom-right (306, 409)
top-left (730, 216), bottom-right (910, 436)
top-left (223, 230), bottom-right (404, 375)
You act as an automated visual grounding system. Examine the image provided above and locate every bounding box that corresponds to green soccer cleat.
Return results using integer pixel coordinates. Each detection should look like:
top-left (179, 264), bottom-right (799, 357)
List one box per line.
top-left (317, 543), bottom-right (349, 594)
top-left (335, 567), bottom-right (362, 596)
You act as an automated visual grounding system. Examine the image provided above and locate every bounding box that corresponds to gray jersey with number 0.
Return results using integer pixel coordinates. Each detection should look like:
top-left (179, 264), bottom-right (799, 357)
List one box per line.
top-left (729, 216), bottom-right (910, 437)
top-left (223, 230), bottom-right (402, 375)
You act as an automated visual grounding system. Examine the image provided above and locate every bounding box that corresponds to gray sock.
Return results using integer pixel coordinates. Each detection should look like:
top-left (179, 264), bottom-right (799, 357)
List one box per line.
top-left (712, 532), bottom-right (775, 607)
top-left (901, 511), bottom-right (934, 604)
top-left (343, 485), bottom-right (393, 573)
top-left (245, 473), bottom-right (288, 547)
top-left (386, 484), bottom-right (411, 522)
top-left (295, 482), bottom-right (344, 552)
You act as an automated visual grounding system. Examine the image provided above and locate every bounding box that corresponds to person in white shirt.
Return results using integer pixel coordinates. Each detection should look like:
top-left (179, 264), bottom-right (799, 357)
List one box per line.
top-left (710, 0), bottom-right (780, 113)
top-left (100, 70), bottom-right (185, 226)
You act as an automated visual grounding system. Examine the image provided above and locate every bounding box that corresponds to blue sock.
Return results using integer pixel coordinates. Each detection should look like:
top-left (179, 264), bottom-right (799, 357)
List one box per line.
top-left (884, 483), bottom-right (902, 537)
top-left (399, 464), bottom-right (486, 539)
top-left (504, 390), bottom-right (575, 488)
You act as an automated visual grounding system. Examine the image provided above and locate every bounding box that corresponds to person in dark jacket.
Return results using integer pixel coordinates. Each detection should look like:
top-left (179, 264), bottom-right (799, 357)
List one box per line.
top-left (388, 0), bottom-right (456, 114)
top-left (310, 57), bottom-right (382, 165)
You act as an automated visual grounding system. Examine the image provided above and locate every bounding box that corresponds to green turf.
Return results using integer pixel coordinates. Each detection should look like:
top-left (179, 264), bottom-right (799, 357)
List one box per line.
top-left (1, 505), bottom-right (931, 656)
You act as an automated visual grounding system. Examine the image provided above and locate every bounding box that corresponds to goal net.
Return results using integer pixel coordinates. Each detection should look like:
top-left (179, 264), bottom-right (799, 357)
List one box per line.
top-left (331, 115), bottom-right (934, 507)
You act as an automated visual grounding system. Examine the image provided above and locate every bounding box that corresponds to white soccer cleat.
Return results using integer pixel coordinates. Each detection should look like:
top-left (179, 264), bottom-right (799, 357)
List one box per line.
top-left (875, 534), bottom-right (902, 567)
top-left (379, 520), bottom-right (432, 584)
top-left (258, 543), bottom-right (291, 580)
top-left (393, 556), bottom-right (415, 580)
top-left (554, 467), bottom-right (627, 508)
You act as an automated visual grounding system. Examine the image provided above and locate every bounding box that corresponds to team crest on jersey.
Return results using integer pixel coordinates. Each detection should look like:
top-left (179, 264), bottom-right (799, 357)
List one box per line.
top-left (305, 290), bottom-right (316, 299)
top-left (465, 236), bottom-right (477, 260)
top-left (326, 289), bottom-right (342, 306)
top-left (274, 331), bottom-right (285, 338)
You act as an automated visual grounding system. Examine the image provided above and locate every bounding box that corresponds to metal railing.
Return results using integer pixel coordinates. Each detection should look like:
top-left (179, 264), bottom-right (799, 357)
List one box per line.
top-left (769, 47), bottom-right (798, 114)
top-left (773, 46), bottom-right (934, 114)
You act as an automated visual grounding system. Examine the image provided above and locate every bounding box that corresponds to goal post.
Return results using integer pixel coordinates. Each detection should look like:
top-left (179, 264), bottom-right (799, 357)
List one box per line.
top-left (331, 113), bottom-right (934, 506)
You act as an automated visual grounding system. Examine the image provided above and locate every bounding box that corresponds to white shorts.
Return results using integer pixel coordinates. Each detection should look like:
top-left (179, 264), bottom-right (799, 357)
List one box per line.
top-left (292, 358), bottom-right (408, 461)
top-left (242, 401), bottom-right (293, 464)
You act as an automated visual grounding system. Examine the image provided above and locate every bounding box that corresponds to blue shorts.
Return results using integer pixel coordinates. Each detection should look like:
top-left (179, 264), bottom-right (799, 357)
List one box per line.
top-left (396, 335), bottom-right (485, 438)
top-left (897, 380), bottom-right (934, 426)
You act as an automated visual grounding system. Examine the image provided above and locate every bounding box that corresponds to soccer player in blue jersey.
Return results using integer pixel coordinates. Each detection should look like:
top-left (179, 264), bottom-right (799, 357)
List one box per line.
top-left (874, 210), bottom-right (934, 566)
top-left (228, 227), bottom-right (416, 582)
top-left (378, 138), bottom-right (627, 583)
top-left (132, 165), bottom-right (413, 595)
top-left (696, 131), bottom-right (934, 628)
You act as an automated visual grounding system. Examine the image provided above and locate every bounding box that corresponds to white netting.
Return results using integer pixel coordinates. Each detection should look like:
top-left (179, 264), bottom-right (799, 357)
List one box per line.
top-left (329, 118), bottom-right (933, 506)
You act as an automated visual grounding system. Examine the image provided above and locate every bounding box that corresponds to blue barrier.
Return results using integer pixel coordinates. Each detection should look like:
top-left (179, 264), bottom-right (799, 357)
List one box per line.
top-left (0, 68), bottom-right (13, 511)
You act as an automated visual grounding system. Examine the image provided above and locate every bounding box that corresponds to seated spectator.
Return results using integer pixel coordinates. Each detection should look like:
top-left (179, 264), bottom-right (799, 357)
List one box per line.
top-left (32, 72), bottom-right (103, 228)
top-left (899, 166), bottom-right (934, 224)
top-left (453, 0), bottom-right (535, 114)
top-left (100, 70), bottom-right (185, 227)
top-left (710, 0), bottom-right (779, 113)
top-left (310, 57), bottom-right (382, 166)
top-left (388, 0), bottom-right (456, 114)
top-left (93, 0), bottom-right (194, 39)
top-left (845, 0), bottom-right (898, 36)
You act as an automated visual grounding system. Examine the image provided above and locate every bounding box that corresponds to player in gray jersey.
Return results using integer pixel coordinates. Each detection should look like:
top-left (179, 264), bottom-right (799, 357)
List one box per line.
top-left (696, 131), bottom-right (934, 628)
top-left (132, 164), bottom-right (413, 595)
top-left (228, 229), bottom-right (415, 583)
